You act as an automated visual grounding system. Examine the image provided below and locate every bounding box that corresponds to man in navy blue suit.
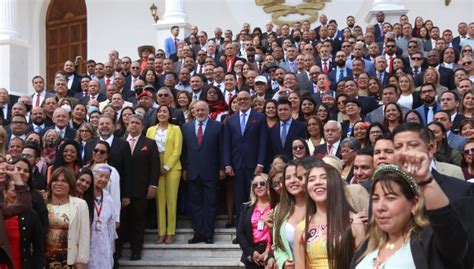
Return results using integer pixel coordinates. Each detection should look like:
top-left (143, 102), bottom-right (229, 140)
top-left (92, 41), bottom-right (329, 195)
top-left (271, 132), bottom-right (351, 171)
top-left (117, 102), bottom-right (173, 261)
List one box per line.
top-left (223, 90), bottom-right (267, 227)
top-left (373, 11), bottom-right (385, 42)
top-left (268, 100), bottom-right (305, 161)
top-left (328, 51), bottom-right (353, 90)
top-left (182, 101), bottom-right (224, 244)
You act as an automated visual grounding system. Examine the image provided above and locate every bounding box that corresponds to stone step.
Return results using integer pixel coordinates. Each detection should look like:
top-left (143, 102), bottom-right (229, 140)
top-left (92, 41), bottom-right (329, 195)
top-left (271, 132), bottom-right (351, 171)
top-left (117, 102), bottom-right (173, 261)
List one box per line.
top-left (143, 228), bottom-right (237, 242)
top-left (119, 256), bottom-right (243, 269)
top-left (122, 241), bottom-right (242, 257)
top-left (176, 215), bottom-right (233, 229)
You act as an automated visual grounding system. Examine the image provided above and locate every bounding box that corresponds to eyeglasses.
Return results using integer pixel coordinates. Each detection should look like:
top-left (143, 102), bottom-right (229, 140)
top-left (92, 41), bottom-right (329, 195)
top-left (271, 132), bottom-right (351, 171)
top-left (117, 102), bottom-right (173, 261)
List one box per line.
top-left (131, 67), bottom-right (140, 70)
top-left (386, 45), bottom-right (395, 48)
top-left (463, 61), bottom-right (472, 66)
top-left (21, 153), bottom-right (33, 159)
top-left (411, 57), bottom-right (422, 60)
top-left (252, 181), bottom-right (266, 188)
top-left (464, 147), bottom-right (474, 155)
top-left (158, 93), bottom-right (169, 97)
top-left (292, 145), bottom-right (305, 151)
top-left (93, 149), bottom-right (107, 155)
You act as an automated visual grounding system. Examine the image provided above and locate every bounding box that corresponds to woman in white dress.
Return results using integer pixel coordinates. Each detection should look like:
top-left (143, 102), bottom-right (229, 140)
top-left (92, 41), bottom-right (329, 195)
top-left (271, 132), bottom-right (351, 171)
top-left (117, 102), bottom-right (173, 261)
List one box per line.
top-left (88, 164), bottom-right (117, 269)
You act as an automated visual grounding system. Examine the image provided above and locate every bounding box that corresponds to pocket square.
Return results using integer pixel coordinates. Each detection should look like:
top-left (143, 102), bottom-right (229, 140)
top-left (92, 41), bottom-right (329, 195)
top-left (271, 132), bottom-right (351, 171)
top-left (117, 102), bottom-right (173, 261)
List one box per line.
top-left (141, 146), bottom-right (148, 151)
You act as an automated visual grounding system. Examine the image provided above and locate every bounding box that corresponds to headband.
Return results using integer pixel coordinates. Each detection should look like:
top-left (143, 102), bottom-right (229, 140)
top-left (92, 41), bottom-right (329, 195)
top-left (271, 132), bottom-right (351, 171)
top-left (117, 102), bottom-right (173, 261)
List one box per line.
top-left (93, 166), bottom-right (112, 175)
top-left (373, 164), bottom-right (420, 195)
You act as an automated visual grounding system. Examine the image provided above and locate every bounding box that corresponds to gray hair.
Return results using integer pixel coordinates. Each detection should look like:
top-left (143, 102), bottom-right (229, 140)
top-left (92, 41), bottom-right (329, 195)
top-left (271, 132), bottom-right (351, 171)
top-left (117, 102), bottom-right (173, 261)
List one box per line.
top-left (341, 137), bottom-right (361, 151)
top-left (325, 120), bottom-right (342, 131)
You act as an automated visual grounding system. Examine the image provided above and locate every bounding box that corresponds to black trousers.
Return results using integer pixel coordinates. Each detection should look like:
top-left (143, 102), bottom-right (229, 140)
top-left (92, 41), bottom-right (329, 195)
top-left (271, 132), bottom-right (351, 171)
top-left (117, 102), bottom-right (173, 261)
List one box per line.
top-left (233, 167), bottom-right (254, 227)
top-left (189, 176), bottom-right (217, 239)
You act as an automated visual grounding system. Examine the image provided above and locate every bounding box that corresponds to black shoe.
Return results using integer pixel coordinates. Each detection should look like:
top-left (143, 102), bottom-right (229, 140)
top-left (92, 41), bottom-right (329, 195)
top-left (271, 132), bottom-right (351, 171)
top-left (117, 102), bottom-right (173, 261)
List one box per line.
top-left (130, 253), bottom-right (142, 261)
top-left (188, 236), bottom-right (205, 244)
top-left (232, 238), bottom-right (239, 244)
top-left (225, 222), bottom-right (235, 228)
top-left (205, 238), bottom-right (214, 244)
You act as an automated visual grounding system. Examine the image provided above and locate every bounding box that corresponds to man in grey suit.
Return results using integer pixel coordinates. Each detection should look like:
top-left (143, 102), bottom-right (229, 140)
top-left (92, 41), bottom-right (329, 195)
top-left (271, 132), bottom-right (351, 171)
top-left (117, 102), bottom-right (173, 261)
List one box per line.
top-left (31, 75), bottom-right (54, 108)
top-left (433, 110), bottom-right (467, 151)
top-left (365, 84), bottom-right (410, 123)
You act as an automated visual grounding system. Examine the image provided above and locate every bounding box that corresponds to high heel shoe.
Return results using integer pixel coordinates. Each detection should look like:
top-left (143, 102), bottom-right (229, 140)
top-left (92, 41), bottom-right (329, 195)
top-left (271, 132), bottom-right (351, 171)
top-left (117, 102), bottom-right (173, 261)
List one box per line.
top-left (155, 235), bottom-right (166, 244)
top-left (165, 235), bottom-right (175, 244)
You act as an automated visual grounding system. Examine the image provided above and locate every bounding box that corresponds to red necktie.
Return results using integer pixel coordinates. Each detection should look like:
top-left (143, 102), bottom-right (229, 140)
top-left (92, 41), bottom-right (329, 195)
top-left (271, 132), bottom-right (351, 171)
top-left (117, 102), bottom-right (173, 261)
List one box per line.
top-left (35, 94), bottom-right (40, 107)
top-left (323, 61), bottom-right (329, 73)
top-left (226, 92), bottom-right (232, 104)
top-left (106, 78), bottom-right (111, 88)
top-left (327, 144), bottom-right (333, 155)
top-left (197, 122), bottom-right (203, 145)
top-left (198, 65), bottom-right (203, 75)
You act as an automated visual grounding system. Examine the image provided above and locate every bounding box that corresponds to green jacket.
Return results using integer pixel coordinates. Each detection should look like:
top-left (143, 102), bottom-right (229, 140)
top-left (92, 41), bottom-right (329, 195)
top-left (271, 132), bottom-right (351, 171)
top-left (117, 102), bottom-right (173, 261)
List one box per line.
top-left (272, 209), bottom-right (294, 269)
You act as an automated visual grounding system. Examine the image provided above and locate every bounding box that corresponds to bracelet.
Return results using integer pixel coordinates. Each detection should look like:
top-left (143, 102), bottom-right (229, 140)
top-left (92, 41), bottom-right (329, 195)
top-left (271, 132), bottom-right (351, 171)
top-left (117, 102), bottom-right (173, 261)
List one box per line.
top-left (417, 176), bottom-right (433, 187)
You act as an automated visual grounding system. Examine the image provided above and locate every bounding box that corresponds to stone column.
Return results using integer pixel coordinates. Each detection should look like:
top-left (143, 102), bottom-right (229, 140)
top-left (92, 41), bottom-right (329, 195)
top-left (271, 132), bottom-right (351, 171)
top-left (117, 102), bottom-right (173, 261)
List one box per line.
top-left (0, 0), bottom-right (29, 96)
top-left (0, 0), bottom-right (19, 39)
top-left (364, 0), bottom-right (408, 24)
top-left (153, 0), bottom-right (190, 52)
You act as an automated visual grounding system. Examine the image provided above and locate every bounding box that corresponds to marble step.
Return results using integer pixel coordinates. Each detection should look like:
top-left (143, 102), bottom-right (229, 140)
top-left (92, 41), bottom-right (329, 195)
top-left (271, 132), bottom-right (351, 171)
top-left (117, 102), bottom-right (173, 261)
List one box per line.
top-left (119, 255), bottom-right (243, 268)
top-left (143, 228), bottom-right (237, 242)
top-left (122, 241), bottom-right (242, 257)
top-left (176, 215), bottom-right (234, 229)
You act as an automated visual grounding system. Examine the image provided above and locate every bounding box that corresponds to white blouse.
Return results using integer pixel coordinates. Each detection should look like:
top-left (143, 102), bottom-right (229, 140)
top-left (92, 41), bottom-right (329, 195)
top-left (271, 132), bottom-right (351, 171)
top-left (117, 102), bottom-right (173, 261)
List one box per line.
top-left (356, 241), bottom-right (416, 269)
top-left (154, 127), bottom-right (167, 153)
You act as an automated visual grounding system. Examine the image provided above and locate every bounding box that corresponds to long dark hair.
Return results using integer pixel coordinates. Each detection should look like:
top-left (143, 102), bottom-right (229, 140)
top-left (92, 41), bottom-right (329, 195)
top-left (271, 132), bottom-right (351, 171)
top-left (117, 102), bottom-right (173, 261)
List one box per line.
top-left (76, 167), bottom-right (94, 224)
top-left (304, 162), bottom-right (355, 269)
top-left (52, 140), bottom-right (82, 171)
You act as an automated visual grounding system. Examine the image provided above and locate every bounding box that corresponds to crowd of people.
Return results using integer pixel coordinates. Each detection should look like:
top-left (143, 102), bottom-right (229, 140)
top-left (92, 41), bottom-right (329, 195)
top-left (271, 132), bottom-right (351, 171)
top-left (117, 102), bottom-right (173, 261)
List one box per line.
top-left (0, 10), bottom-right (473, 269)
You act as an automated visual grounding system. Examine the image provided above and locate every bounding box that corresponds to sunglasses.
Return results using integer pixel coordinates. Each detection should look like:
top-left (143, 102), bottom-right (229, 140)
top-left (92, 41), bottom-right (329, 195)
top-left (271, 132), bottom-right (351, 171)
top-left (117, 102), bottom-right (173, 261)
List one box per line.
top-left (292, 145), bottom-right (305, 150)
top-left (158, 93), bottom-right (169, 97)
top-left (463, 62), bottom-right (472, 66)
top-left (93, 149), bottom-right (107, 154)
top-left (386, 45), bottom-right (395, 48)
top-left (131, 67), bottom-right (140, 70)
top-left (252, 181), bottom-right (266, 188)
top-left (464, 147), bottom-right (474, 155)
top-left (411, 57), bottom-right (422, 60)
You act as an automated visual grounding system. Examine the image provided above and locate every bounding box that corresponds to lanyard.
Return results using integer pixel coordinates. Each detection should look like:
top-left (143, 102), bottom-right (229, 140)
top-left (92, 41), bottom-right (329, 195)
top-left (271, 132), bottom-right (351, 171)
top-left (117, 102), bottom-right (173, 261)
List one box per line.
top-left (94, 191), bottom-right (104, 218)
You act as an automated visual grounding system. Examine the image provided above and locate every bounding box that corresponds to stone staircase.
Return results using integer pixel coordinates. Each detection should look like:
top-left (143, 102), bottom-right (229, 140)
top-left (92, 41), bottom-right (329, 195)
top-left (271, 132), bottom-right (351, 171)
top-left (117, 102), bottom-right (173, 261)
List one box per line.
top-left (119, 215), bottom-right (244, 268)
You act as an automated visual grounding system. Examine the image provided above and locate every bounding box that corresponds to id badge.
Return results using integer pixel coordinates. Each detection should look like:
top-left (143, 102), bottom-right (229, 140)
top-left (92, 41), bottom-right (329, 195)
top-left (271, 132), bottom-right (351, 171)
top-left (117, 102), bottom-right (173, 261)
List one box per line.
top-left (257, 220), bottom-right (264, 231)
top-left (95, 220), bottom-right (102, 231)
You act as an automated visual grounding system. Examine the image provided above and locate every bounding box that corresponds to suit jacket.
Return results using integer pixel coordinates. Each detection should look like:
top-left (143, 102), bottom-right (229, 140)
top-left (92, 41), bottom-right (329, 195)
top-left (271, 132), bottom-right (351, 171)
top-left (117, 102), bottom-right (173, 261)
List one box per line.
top-left (78, 93), bottom-right (107, 105)
top-left (268, 120), bottom-right (306, 160)
top-left (415, 102), bottom-right (440, 126)
top-left (452, 113), bottom-right (465, 134)
top-left (357, 96), bottom-right (380, 115)
top-left (181, 119), bottom-right (223, 181)
top-left (30, 91), bottom-right (55, 107)
top-left (223, 109), bottom-right (268, 170)
top-left (0, 185), bottom-right (31, 268)
top-left (374, 22), bottom-right (384, 42)
top-left (452, 36), bottom-right (463, 51)
top-left (296, 72), bottom-right (312, 93)
top-left (313, 142), bottom-right (342, 159)
top-left (84, 137), bottom-right (133, 197)
top-left (164, 36), bottom-right (178, 58)
top-left (129, 135), bottom-right (160, 199)
top-left (68, 74), bottom-right (82, 96)
top-left (328, 68), bottom-right (353, 86)
top-left (315, 58), bottom-right (336, 73)
top-left (66, 196), bottom-right (90, 266)
top-left (219, 56), bottom-right (247, 73)
top-left (237, 203), bottom-right (267, 265)
top-left (146, 124), bottom-right (182, 172)
top-left (41, 126), bottom-right (77, 141)
top-left (374, 71), bottom-right (390, 87)
top-left (447, 131), bottom-right (467, 152)
top-left (435, 160), bottom-right (464, 180)
top-left (437, 66), bottom-right (456, 90)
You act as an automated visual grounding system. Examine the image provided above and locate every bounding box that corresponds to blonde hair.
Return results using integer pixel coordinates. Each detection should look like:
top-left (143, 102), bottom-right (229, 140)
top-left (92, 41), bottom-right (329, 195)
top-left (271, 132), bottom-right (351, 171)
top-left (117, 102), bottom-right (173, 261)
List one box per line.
top-left (248, 173), bottom-right (269, 206)
top-left (0, 126), bottom-right (7, 155)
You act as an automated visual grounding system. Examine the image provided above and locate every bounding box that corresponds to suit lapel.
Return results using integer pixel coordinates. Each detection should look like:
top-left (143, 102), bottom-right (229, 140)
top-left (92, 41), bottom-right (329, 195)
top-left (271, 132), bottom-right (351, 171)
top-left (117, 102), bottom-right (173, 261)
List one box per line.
top-left (132, 136), bottom-right (143, 156)
top-left (243, 110), bottom-right (254, 137)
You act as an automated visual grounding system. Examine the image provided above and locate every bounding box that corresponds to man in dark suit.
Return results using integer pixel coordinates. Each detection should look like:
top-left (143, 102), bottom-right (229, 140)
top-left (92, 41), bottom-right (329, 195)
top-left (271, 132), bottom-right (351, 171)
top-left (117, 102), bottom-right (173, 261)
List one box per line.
top-left (117, 114), bottom-right (160, 260)
top-left (374, 56), bottom-right (390, 86)
top-left (439, 90), bottom-right (465, 134)
top-left (73, 76), bottom-right (92, 100)
top-left (223, 91), bottom-right (267, 227)
top-left (268, 100), bottom-right (305, 160)
top-left (313, 120), bottom-right (343, 159)
top-left (328, 51), bottom-right (353, 88)
top-left (5, 115), bottom-right (30, 145)
top-left (31, 75), bottom-right (54, 109)
top-left (344, 79), bottom-right (379, 115)
top-left (209, 27), bottom-right (225, 48)
top-left (452, 22), bottom-right (468, 51)
top-left (426, 50), bottom-right (455, 90)
top-left (78, 80), bottom-right (107, 105)
top-left (63, 60), bottom-right (82, 96)
top-left (392, 123), bottom-right (474, 269)
top-left (182, 101), bottom-right (224, 244)
top-left (373, 11), bottom-right (385, 42)
top-left (415, 83), bottom-right (440, 126)
top-left (220, 43), bottom-right (246, 73)
top-left (0, 88), bottom-right (12, 126)
top-left (190, 75), bottom-right (207, 101)
top-left (41, 107), bottom-right (76, 141)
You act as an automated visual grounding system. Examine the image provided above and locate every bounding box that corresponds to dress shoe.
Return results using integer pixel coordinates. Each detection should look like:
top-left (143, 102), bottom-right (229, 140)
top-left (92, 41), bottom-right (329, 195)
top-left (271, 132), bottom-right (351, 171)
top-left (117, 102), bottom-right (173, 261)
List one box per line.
top-left (205, 238), bottom-right (214, 244)
top-left (188, 235), bottom-right (205, 244)
top-left (232, 238), bottom-right (239, 244)
top-left (130, 253), bottom-right (141, 261)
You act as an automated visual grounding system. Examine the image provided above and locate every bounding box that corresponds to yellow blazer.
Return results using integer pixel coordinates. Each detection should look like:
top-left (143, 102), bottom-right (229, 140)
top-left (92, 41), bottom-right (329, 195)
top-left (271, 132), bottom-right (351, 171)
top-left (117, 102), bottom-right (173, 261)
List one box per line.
top-left (146, 123), bottom-right (182, 171)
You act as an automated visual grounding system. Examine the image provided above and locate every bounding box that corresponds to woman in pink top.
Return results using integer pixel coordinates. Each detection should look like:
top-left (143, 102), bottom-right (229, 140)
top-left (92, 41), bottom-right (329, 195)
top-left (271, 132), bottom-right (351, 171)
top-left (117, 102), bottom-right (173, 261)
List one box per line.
top-left (237, 173), bottom-right (272, 269)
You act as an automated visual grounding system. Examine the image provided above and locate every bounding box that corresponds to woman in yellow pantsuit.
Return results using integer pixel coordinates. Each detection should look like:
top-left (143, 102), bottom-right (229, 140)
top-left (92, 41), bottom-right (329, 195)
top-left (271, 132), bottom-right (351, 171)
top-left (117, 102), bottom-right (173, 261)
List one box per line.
top-left (146, 105), bottom-right (182, 244)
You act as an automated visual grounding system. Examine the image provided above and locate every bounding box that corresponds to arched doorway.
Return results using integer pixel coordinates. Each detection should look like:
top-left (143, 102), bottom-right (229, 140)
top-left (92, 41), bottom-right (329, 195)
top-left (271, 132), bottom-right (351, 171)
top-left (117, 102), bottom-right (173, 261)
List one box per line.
top-left (46, 0), bottom-right (87, 89)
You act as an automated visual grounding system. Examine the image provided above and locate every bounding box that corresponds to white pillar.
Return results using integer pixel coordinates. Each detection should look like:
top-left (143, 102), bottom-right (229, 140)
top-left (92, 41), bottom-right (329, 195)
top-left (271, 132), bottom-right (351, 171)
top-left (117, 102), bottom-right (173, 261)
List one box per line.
top-left (0, 0), bottom-right (19, 39)
top-left (162, 0), bottom-right (187, 23)
top-left (364, 0), bottom-right (408, 24)
top-left (0, 0), bottom-right (29, 96)
top-left (154, 0), bottom-right (190, 51)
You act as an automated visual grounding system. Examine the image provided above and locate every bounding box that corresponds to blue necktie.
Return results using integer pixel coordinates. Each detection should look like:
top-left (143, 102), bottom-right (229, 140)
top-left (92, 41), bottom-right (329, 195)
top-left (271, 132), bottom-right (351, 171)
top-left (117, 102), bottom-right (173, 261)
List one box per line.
top-left (338, 69), bottom-right (344, 82)
top-left (281, 122), bottom-right (287, 147)
top-left (240, 113), bottom-right (247, 136)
